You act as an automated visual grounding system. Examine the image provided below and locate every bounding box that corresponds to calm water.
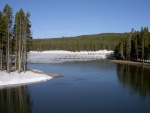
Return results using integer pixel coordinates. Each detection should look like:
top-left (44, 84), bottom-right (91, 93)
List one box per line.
top-left (0, 60), bottom-right (150, 113)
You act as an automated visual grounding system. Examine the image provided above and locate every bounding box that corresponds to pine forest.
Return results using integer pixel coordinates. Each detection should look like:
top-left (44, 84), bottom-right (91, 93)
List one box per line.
top-left (31, 33), bottom-right (123, 51)
top-left (114, 27), bottom-right (150, 62)
top-left (0, 4), bottom-right (32, 73)
top-left (32, 28), bottom-right (150, 63)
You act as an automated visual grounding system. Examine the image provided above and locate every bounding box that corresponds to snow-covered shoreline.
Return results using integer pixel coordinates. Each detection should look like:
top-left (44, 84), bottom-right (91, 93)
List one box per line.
top-left (0, 50), bottom-right (113, 88)
top-left (0, 70), bottom-right (52, 89)
top-left (28, 50), bottom-right (113, 63)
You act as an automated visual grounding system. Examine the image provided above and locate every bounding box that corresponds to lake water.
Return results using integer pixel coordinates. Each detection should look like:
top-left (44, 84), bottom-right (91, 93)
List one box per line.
top-left (0, 60), bottom-right (150, 113)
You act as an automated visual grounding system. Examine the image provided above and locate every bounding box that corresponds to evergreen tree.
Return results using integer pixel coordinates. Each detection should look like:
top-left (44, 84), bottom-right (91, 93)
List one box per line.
top-left (3, 4), bottom-right (13, 73)
top-left (115, 27), bottom-right (150, 62)
top-left (0, 11), bottom-right (6, 70)
top-left (117, 39), bottom-right (124, 60)
top-left (131, 31), bottom-right (139, 61)
top-left (14, 9), bottom-right (25, 73)
top-left (13, 12), bottom-right (19, 71)
top-left (13, 9), bottom-right (32, 73)
top-left (140, 27), bottom-right (149, 62)
top-left (0, 4), bottom-right (32, 73)
top-left (23, 12), bottom-right (32, 72)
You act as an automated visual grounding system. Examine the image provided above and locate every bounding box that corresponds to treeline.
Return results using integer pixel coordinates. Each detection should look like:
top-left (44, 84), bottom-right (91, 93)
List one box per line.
top-left (31, 33), bottom-right (124, 51)
top-left (0, 4), bottom-right (32, 73)
top-left (115, 27), bottom-right (150, 62)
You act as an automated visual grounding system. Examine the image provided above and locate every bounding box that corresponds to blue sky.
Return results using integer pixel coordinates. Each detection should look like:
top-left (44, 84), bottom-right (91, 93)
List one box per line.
top-left (0, 0), bottom-right (150, 38)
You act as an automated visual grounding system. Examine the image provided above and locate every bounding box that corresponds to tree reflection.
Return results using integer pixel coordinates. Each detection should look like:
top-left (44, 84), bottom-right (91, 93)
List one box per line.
top-left (117, 64), bottom-right (150, 99)
top-left (0, 86), bottom-right (32, 113)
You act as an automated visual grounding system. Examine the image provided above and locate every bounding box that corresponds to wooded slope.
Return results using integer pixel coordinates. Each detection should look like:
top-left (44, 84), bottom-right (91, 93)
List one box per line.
top-left (31, 33), bottom-right (125, 51)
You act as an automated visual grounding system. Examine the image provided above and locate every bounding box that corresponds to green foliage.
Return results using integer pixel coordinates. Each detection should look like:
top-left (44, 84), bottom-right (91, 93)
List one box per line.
top-left (31, 33), bottom-right (124, 51)
top-left (0, 4), bottom-right (32, 72)
top-left (115, 27), bottom-right (150, 62)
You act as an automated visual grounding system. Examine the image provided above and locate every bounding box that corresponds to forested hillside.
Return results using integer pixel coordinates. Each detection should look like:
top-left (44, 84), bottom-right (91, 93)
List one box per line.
top-left (32, 27), bottom-right (150, 63)
top-left (31, 33), bottom-right (125, 51)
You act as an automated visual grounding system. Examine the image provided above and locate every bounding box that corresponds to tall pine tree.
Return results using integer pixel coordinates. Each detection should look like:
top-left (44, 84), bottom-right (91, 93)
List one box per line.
top-left (3, 4), bottom-right (13, 73)
top-left (0, 4), bottom-right (32, 73)
top-left (13, 9), bottom-right (32, 73)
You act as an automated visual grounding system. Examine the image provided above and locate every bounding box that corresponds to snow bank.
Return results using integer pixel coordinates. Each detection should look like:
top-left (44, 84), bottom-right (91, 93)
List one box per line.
top-left (28, 50), bottom-right (113, 63)
top-left (0, 70), bottom-right (52, 88)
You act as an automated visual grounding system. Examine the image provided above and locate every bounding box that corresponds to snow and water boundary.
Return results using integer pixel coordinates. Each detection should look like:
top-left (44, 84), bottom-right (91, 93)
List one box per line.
top-left (0, 70), bottom-right (54, 89)
top-left (0, 50), bottom-right (113, 89)
top-left (28, 50), bottom-right (114, 63)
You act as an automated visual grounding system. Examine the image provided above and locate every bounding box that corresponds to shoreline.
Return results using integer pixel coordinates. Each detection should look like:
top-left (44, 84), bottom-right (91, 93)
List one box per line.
top-left (0, 69), bottom-right (61, 89)
top-left (29, 69), bottom-right (62, 78)
top-left (110, 60), bottom-right (150, 66)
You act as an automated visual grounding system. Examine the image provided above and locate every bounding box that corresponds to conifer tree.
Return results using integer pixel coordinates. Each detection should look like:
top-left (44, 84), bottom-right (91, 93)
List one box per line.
top-left (117, 39), bottom-right (124, 60)
top-left (13, 12), bottom-right (19, 71)
top-left (22, 12), bottom-right (32, 72)
top-left (140, 27), bottom-right (149, 62)
top-left (13, 9), bottom-right (32, 73)
top-left (3, 4), bottom-right (13, 73)
top-left (115, 27), bottom-right (150, 62)
top-left (0, 4), bottom-right (32, 73)
top-left (131, 31), bottom-right (140, 61)
top-left (16, 9), bottom-right (25, 73)
top-left (0, 11), bottom-right (5, 70)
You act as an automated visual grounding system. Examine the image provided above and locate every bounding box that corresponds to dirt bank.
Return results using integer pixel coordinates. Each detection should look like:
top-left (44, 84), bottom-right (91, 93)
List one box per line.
top-left (29, 69), bottom-right (62, 78)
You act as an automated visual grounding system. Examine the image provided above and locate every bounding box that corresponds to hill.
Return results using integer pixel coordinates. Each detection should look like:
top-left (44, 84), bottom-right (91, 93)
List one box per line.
top-left (31, 33), bottom-right (126, 51)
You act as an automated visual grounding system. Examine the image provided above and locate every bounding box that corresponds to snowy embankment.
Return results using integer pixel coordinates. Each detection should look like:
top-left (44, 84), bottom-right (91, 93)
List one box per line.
top-left (28, 50), bottom-right (113, 63)
top-left (0, 70), bottom-right (52, 88)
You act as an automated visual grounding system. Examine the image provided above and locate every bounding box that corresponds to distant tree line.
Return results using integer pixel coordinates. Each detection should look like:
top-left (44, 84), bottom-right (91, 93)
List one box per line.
top-left (0, 4), bottom-right (32, 73)
top-left (115, 27), bottom-right (150, 62)
top-left (31, 33), bottom-right (124, 51)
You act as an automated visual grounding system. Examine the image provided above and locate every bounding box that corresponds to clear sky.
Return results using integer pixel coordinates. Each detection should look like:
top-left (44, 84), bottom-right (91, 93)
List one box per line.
top-left (0, 0), bottom-right (150, 38)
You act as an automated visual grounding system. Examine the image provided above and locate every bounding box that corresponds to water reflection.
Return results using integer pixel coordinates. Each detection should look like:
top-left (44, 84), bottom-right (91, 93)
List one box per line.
top-left (0, 86), bottom-right (32, 113)
top-left (117, 64), bottom-right (150, 99)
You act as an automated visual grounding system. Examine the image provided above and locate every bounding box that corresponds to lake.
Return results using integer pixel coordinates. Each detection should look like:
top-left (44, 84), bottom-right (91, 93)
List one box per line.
top-left (0, 60), bottom-right (150, 113)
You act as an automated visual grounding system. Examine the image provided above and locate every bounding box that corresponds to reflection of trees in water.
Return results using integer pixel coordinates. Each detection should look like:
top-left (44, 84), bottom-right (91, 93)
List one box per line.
top-left (117, 64), bottom-right (150, 99)
top-left (0, 86), bottom-right (32, 113)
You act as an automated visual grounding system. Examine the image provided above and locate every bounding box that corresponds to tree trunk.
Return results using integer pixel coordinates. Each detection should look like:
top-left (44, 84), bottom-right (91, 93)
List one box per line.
top-left (23, 25), bottom-right (27, 72)
top-left (6, 27), bottom-right (10, 73)
top-left (0, 49), bottom-right (2, 70)
top-left (23, 48), bottom-right (27, 72)
top-left (18, 41), bottom-right (21, 73)
top-left (136, 37), bottom-right (138, 61)
top-left (18, 18), bottom-right (21, 73)
top-left (14, 32), bottom-right (18, 70)
top-left (21, 43), bottom-right (23, 71)
top-left (142, 39), bottom-right (144, 63)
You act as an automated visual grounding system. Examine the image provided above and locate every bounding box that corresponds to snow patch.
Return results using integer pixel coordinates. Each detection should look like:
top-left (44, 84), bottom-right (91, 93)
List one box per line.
top-left (28, 50), bottom-right (113, 63)
top-left (0, 70), bottom-right (52, 88)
